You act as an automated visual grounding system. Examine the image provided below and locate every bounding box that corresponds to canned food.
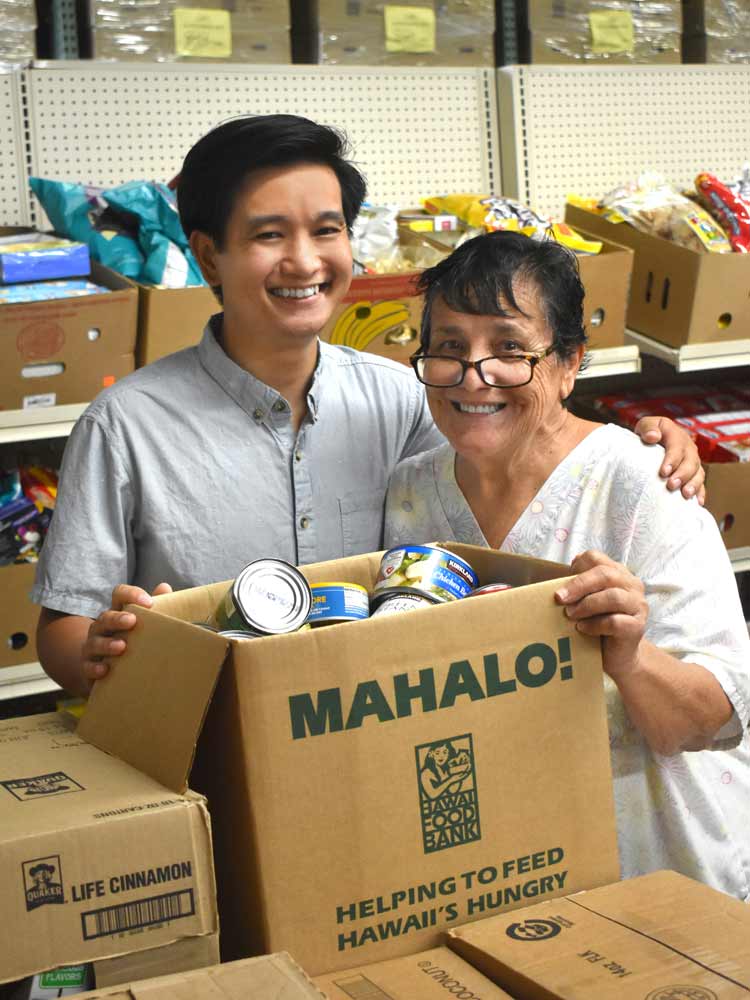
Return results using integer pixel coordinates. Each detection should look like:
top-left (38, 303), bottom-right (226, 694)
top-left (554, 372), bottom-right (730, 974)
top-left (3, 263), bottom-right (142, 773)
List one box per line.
top-left (308, 582), bottom-right (370, 626)
top-left (206, 559), bottom-right (312, 635)
top-left (373, 545), bottom-right (478, 603)
top-left (468, 583), bottom-right (513, 597)
top-left (370, 590), bottom-right (440, 618)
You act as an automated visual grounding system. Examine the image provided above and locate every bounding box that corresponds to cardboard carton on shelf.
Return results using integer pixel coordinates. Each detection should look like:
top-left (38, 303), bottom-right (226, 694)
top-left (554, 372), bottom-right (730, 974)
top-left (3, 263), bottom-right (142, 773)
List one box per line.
top-left (0, 562), bottom-right (39, 669)
top-left (447, 869), bottom-right (750, 998)
top-left (564, 203), bottom-right (750, 349)
top-left (703, 461), bottom-right (750, 550)
top-left (314, 945), bottom-right (514, 998)
top-left (61, 954), bottom-right (321, 999)
top-left (78, 542), bottom-right (620, 976)
top-left (0, 262), bottom-right (137, 411)
top-left (0, 709), bottom-right (218, 987)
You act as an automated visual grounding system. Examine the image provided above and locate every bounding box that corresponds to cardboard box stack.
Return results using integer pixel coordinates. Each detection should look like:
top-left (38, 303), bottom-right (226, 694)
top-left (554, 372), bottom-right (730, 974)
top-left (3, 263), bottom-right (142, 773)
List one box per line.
top-left (0, 712), bottom-right (219, 990)
top-left (61, 954), bottom-right (323, 998)
top-left (315, 946), bottom-right (515, 997)
top-left (85, 0), bottom-right (291, 62)
top-left (683, 0), bottom-right (750, 62)
top-left (0, 0), bottom-right (37, 62)
top-left (447, 870), bottom-right (750, 998)
top-left (519, 0), bottom-right (682, 64)
top-left (78, 542), bottom-right (621, 977)
top-left (297, 0), bottom-right (495, 67)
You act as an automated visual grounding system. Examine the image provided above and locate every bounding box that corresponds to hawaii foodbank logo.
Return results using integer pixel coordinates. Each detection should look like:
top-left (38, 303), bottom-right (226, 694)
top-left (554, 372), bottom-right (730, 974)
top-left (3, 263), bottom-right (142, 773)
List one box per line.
top-left (415, 734), bottom-right (480, 854)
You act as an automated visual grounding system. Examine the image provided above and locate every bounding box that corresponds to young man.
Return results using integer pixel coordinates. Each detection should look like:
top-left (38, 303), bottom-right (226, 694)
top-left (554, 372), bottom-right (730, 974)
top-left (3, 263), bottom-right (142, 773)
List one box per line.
top-left (33, 114), bottom-right (704, 698)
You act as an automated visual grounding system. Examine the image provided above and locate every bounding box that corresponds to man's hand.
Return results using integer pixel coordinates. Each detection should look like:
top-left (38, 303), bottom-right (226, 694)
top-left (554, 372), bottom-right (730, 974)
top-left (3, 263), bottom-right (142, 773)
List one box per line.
top-left (82, 582), bottom-right (173, 687)
top-left (554, 550), bottom-right (648, 681)
top-left (634, 415), bottom-right (706, 504)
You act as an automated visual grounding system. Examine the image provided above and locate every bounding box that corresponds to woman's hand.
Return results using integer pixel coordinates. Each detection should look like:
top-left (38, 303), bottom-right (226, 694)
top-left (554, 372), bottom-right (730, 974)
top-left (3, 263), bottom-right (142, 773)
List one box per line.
top-left (554, 550), bottom-right (648, 681)
top-left (82, 581), bottom-right (173, 687)
top-left (633, 415), bottom-right (705, 504)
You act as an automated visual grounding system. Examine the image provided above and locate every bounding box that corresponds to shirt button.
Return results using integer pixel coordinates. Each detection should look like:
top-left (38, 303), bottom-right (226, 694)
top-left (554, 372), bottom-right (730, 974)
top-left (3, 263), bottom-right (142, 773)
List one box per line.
top-left (295, 450), bottom-right (303, 462)
top-left (402, 500), bottom-right (413, 512)
top-left (300, 516), bottom-right (310, 529)
top-left (253, 407), bottom-right (264, 421)
top-left (273, 400), bottom-right (286, 413)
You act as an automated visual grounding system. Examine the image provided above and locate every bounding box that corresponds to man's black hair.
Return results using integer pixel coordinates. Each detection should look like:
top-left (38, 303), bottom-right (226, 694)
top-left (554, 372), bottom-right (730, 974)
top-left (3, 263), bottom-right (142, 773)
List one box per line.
top-left (177, 114), bottom-right (367, 246)
top-left (416, 230), bottom-right (587, 359)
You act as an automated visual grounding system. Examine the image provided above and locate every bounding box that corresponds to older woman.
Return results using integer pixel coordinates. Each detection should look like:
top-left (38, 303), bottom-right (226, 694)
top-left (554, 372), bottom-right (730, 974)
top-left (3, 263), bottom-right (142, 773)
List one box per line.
top-left (385, 231), bottom-right (750, 900)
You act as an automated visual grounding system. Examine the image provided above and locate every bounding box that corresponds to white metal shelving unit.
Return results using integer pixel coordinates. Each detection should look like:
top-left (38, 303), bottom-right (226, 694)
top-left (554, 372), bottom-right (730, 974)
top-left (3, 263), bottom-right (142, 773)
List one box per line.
top-left (626, 331), bottom-right (750, 373)
top-left (497, 64), bottom-right (750, 220)
top-left (0, 402), bottom-right (87, 445)
top-left (578, 344), bottom-right (641, 380)
top-left (25, 61), bottom-right (500, 224)
top-left (0, 662), bottom-right (59, 700)
top-left (0, 67), bottom-right (31, 226)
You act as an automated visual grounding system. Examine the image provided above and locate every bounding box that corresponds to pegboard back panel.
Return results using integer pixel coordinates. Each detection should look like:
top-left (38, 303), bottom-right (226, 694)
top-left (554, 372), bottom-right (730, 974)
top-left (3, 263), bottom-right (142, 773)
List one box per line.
top-left (0, 68), bottom-right (31, 226)
top-left (27, 62), bottom-right (499, 214)
top-left (499, 65), bottom-right (750, 220)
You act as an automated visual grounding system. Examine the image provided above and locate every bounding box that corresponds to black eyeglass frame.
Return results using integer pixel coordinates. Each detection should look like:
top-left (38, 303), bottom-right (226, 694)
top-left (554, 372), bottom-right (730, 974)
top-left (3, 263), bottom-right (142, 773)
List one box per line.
top-left (410, 344), bottom-right (558, 389)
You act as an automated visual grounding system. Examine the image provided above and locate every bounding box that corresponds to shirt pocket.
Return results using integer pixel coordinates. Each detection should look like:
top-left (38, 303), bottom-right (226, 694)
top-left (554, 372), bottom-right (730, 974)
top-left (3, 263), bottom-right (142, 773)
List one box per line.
top-left (338, 487), bottom-right (387, 557)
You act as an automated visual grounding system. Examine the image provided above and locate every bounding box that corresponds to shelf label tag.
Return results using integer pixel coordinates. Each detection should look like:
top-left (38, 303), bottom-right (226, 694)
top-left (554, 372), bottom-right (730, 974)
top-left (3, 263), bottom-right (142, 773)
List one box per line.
top-left (174, 8), bottom-right (232, 58)
top-left (384, 5), bottom-right (436, 53)
top-left (588, 10), bottom-right (634, 53)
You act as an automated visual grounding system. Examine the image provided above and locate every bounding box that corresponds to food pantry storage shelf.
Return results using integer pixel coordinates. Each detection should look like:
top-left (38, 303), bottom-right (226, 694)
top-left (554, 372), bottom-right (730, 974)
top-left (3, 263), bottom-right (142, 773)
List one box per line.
top-left (578, 344), bottom-right (641, 380)
top-left (625, 331), bottom-right (750, 373)
top-left (26, 61), bottom-right (499, 224)
top-left (0, 68), bottom-right (31, 226)
top-left (729, 547), bottom-right (750, 573)
top-left (497, 64), bottom-right (750, 221)
top-left (0, 403), bottom-right (87, 444)
top-left (0, 662), bottom-right (60, 701)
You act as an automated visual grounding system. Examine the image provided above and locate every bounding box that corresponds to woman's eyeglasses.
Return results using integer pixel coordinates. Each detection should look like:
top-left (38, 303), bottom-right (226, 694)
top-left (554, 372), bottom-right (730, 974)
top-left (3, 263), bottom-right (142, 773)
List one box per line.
top-left (410, 345), bottom-right (557, 389)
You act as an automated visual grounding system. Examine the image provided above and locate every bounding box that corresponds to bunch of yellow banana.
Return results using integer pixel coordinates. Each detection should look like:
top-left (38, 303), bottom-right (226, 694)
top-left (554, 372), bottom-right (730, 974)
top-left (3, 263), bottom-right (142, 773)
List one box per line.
top-left (328, 300), bottom-right (417, 352)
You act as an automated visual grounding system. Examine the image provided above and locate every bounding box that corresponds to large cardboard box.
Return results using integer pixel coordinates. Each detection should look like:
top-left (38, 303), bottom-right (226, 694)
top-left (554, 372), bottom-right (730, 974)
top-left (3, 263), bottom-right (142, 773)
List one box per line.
top-left (576, 237), bottom-right (633, 350)
top-left (71, 954), bottom-right (322, 998)
top-left (447, 870), bottom-right (750, 998)
top-left (0, 712), bottom-right (218, 986)
top-left (315, 946), bottom-right (514, 998)
top-left (565, 203), bottom-right (750, 348)
top-left (134, 285), bottom-right (217, 367)
top-left (0, 260), bottom-right (137, 410)
top-left (78, 543), bottom-right (620, 976)
top-left (0, 562), bottom-right (39, 669)
top-left (703, 460), bottom-right (750, 549)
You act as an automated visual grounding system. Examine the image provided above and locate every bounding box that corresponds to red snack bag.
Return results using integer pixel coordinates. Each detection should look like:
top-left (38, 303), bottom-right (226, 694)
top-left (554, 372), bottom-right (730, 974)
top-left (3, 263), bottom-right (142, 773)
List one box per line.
top-left (695, 172), bottom-right (750, 253)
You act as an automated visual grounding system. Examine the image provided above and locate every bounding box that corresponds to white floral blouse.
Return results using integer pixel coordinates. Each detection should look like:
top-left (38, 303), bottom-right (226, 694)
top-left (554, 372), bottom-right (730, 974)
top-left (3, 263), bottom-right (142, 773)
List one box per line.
top-left (385, 423), bottom-right (750, 901)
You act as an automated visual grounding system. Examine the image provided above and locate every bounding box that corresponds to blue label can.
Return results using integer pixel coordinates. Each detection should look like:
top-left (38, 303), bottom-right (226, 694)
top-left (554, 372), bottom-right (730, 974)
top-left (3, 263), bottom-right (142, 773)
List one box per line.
top-left (373, 545), bottom-right (478, 603)
top-left (308, 582), bottom-right (370, 626)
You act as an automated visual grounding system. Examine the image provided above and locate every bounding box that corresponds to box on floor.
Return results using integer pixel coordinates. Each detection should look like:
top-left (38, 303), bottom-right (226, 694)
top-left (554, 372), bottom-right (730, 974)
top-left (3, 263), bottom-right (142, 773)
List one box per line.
top-left (63, 954), bottom-right (320, 999)
top-left (565, 203), bottom-right (750, 348)
top-left (0, 710), bottom-right (218, 988)
top-left (79, 542), bottom-right (620, 976)
top-left (315, 945), bottom-right (514, 998)
top-left (0, 228), bottom-right (137, 410)
top-left (448, 869), bottom-right (750, 998)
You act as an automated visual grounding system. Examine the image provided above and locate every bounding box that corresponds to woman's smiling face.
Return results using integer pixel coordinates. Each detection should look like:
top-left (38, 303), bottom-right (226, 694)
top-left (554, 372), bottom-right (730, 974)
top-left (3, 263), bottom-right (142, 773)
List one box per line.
top-left (423, 279), bottom-right (582, 462)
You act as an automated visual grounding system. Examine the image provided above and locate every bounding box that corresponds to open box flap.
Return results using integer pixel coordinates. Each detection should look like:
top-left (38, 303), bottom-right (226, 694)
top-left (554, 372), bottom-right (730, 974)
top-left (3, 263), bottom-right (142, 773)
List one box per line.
top-left (78, 607), bottom-right (229, 794)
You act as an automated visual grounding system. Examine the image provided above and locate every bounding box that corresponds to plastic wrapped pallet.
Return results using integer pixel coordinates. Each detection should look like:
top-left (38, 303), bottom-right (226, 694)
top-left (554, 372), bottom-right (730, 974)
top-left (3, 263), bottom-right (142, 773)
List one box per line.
top-left (0, 0), bottom-right (37, 63)
top-left (298, 0), bottom-right (495, 67)
top-left (521, 0), bottom-right (681, 64)
top-left (683, 0), bottom-right (750, 63)
top-left (86, 0), bottom-right (291, 62)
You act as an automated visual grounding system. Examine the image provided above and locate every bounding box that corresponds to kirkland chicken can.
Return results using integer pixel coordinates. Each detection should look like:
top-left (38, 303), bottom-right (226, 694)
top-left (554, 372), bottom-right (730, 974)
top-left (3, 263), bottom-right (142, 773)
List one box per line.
top-left (370, 589), bottom-right (441, 618)
top-left (308, 582), bottom-right (370, 626)
top-left (206, 558), bottom-right (312, 635)
top-left (372, 544), bottom-right (478, 603)
top-left (469, 583), bottom-right (513, 597)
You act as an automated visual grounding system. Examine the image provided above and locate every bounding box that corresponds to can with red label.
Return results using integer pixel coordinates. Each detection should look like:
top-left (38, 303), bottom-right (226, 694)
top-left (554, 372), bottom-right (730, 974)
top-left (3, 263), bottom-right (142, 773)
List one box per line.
top-left (468, 583), bottom-right (513, 597)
